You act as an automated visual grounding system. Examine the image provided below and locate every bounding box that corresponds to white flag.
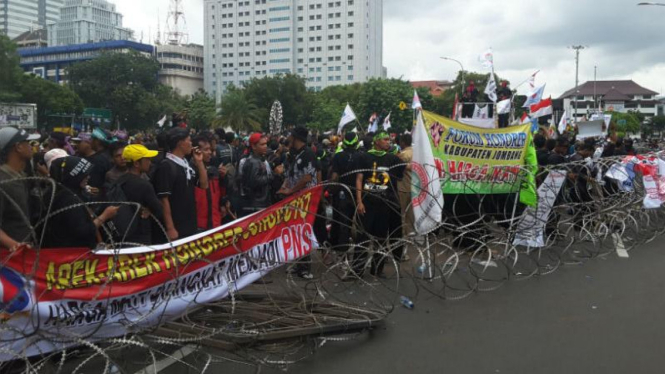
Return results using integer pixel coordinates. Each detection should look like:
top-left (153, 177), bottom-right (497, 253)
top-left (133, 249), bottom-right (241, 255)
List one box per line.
top-left (383, 112), bottom-right (392, 131)
top-left (479, 48), bottom-right (494, 69)
top-left (523, 84), bottom-right (546, 108)
top-left (497, 99), bottom-right (511, 115)
top-left (412, 90), bottom-right (422, 110)
top-left (484, 73), bottom-right (497, 103)
top-left (157, 115), bottom-right (167, 128)
top-left (558, 110), bottom-right (567, 134)
top-left (411, 112), bottom-right (443, 234)
top-left (337, 103), bottom-right (357, 134)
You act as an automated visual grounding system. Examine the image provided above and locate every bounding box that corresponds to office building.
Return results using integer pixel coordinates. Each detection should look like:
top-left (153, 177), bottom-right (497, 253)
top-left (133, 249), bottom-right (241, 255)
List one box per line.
top-left (204, 0), bottom-right (384, 101)
top-left (156, 43), bottom-right (205, 97)
top-left (1, 0), bottom-right (64, 39)
top-left (47, 0), bottom-right (133, 46)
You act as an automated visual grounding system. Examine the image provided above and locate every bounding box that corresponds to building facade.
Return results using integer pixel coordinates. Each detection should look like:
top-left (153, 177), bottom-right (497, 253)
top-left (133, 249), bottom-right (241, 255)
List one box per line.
top-left (411, 80), bottom-right (454, 97)
top-left (558, 80), bottom-right (660, 119)
top-left (13, 29), bottom-right (49, 49)
top-left (156, 44), bottom-right (204, 97)
top-left (46, 0), bottom-right (133, 47)
top-left (204, 0), bottom-right (384, 101)
top-left (17, 40), bottom-right (154, 83)
top-left (1, 0), bottom-right (64, 39)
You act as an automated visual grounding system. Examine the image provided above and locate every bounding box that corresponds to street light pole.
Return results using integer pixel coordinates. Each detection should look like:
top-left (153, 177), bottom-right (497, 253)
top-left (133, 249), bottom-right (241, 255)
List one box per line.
top-left (569, 45), bottom-right (586, 121)
top-left (440, 57), bottom-right (465, 94)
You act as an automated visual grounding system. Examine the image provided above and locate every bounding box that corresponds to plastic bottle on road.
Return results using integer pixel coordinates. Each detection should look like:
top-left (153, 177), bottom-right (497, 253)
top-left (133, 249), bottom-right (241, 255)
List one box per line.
top-left (400, 296), bottom-right (414, 309)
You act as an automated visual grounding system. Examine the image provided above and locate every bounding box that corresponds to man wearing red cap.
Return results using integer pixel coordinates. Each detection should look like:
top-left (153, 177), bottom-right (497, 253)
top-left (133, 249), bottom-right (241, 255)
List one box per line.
top-left (238, 133), bottom-right (283, 217)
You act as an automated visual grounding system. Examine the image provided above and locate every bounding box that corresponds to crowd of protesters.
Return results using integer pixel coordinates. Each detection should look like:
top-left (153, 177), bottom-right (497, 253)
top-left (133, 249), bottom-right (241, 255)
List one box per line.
top-left (0, 122), bottom-right (418, 280)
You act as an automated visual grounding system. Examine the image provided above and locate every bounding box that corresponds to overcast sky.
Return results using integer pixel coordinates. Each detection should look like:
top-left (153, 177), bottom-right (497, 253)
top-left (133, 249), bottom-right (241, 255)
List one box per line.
top-left (115, 0), bottom-right (665, 97)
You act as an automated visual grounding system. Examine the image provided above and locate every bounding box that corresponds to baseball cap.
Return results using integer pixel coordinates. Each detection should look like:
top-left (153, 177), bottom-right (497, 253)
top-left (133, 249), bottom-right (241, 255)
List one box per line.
top-left (0, 127), bottom-right (40, 153)
top-left (72, 132), bottom-right (92, 142)
top-left (248, 132), bottom-right (263, 146)
top-left (44, 148), bottom-right (69, 169)
top-left (123, 144), bottom-right (159, 162)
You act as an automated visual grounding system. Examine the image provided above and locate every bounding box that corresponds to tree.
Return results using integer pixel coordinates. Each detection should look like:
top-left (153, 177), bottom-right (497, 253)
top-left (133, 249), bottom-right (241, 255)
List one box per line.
top-left (607, 111), bottom-right (641, 135)
top-left (0, 35), bottom-right (23, 102)
top-left (242, 74), bottom-right (314, 127)
top-left (19, 75), bottom-right (84, 127)
top-left (215, 88), bottom-right (264, 132)
top-left (435, 70), bottom-right (510, 118)
top-left (67, 51), bottom-right (186, 129)
top-left (356, 78), bottom-right (418, 133)
top-left (186, 90), bottom-right (217, 130)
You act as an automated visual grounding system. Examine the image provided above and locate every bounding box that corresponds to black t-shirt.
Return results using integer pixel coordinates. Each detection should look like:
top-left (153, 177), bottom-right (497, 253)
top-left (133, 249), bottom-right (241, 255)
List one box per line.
top-left (536, 149), bottom-right (550, 166)
top-left (547, 153), bottom-right (567, 166)
top-left (42, 188), bottom-right (97, 249)
top-left (285, 146), bottom-right (318, 191)
top-left (118, 173), bottom-right (164, 245)
top-left (152, 158), bottom-right (198, 240)
top-left (0, 166), bottom-right (32, 244)
top-left (357, 151), bottom-right (405, 206)
top-left (331, 149), bottom-right (360, 188)
top-left (85, 151), bottom-right (113, 189)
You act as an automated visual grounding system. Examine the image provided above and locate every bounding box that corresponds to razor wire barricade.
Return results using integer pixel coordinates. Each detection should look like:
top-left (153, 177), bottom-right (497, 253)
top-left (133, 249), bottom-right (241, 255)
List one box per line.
top-left (1, 154), bottom-right (665, 373)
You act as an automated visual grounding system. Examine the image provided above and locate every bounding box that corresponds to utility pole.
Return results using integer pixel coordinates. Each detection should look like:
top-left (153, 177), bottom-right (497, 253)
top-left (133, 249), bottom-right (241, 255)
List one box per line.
top-left (570, 45), bottom-right (586, 121)
top-left (594, 65), bottom-right (597, 113)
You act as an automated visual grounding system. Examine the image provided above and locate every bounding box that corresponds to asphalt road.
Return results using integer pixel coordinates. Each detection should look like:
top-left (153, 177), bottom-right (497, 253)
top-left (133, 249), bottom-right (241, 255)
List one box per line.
top-left (258, 240), bottom-right (665, 374)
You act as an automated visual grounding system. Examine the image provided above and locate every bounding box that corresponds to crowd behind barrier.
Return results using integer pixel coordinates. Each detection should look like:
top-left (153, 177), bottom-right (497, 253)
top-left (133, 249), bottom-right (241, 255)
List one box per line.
top-left (1, 122), bottom-right (664, 372)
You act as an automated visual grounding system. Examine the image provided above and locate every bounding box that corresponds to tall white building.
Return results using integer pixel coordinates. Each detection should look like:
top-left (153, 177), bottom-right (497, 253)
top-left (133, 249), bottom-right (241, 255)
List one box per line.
top-left (204, 0), bottom-right (384, 101)
top-left (1, 0), bottom-right (64, 39)
top-left (47, 0), bottom-right (133, 46)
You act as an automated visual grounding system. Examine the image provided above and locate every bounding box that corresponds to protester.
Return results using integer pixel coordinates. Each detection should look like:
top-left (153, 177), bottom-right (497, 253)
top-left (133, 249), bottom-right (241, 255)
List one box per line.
top-left (547, 137), bottom-right (570, 166)
top-left (153, 128), bottom-right (207, 242)
top-left (0, 127), bottom-right (40, 251)
top-left (192, 134), bottom-right (227, 231)
top-left (534, 134), bottom-right (549, 166)
top-left (354, 130), bottom-right (406, 278)
top-left (329, 132), bottom-right (361, 255)
top-left (238, 133), bottom-right (282, 217)
top-left (113, 144), bottom-right (164, 245)
top-left (105, 143), bottom-right (128, 185)
top-left (397, 133), bottom-right (415, 238)
top-left (43, 156), bottom-right (119, 248)
top-left (279, 127), bottom-right (318, 279)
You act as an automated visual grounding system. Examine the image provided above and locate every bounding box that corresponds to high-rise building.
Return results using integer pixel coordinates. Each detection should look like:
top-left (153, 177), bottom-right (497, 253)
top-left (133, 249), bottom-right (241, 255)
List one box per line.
top-left (1, 0), bottom-right (64, 39)
top-left (204, 0), bottom-right (384, 101)
top-left (46, 0), bottom-right (133, 46)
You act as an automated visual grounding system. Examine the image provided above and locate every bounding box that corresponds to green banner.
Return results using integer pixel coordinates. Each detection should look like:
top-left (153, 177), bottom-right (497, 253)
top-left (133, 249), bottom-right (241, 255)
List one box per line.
top-left (422, 111), bottom-right (531, 194)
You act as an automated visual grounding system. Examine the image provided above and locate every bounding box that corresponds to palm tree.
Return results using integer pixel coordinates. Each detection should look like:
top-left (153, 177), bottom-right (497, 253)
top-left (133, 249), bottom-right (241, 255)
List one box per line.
top-left (213, 88), bottom-right (264, 132)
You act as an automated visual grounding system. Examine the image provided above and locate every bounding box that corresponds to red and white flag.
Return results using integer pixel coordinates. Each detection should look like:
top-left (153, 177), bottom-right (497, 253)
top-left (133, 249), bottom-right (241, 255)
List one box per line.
top-left (530, 97), bottom-right (553, 118)
top-left (412, 90), bottom-right (423, 110)
top-left (520, 112), bottom-right (531, 125)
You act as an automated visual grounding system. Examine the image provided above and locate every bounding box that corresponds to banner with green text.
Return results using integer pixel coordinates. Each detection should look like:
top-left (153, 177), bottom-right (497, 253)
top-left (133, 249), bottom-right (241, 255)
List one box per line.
top-left (422, 111), bottom-right (530, 194)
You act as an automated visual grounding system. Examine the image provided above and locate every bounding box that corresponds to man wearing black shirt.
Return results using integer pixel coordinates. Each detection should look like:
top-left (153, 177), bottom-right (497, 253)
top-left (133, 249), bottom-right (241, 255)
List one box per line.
top-left (119, 145), bottom-right (164, 245)
top-left (153, 128), bottom-right (208, 242)
top-left (329, 132), bottom-right (361, 254)
top-left (279, 127), bottom-right (318, 279)
top-left (75, 132), bottom-right (112, 198)
top-left (547, 137), bottom-right (570, 166)
top-left (354, 131), bottom-right (406, 277)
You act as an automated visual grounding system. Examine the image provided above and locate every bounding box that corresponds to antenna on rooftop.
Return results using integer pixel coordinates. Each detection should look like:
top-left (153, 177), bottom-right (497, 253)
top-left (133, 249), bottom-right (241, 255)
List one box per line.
top-left (166, 0), bottom-right (188, 45)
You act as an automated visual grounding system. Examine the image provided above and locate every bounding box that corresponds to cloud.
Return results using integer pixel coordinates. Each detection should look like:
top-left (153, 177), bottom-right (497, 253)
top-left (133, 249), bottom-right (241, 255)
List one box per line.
top-left (116, 0), bottom-right (663, 97)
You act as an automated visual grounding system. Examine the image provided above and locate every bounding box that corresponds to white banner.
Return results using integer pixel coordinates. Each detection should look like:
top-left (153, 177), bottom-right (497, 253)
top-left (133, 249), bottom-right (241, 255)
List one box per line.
top-left (513, 171), bottom-right (567, 248)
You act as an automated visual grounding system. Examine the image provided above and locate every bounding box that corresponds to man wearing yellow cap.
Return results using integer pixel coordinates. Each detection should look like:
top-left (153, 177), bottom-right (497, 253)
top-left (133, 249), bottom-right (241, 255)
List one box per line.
top-left (110, 144), bottom-right (164, 245)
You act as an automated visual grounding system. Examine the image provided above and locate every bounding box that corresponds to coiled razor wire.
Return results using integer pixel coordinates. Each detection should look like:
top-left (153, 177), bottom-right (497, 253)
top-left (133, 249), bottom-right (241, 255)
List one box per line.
top-left (1, 154), bottom-right (665, 372)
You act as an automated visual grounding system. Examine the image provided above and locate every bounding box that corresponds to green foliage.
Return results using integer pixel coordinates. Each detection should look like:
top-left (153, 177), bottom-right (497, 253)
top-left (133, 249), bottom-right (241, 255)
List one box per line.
top-left (435, 70), bottom-right (510, 117)
top-left (67, 51), bottom-right (187, 128)
top-left (242, 74), bottom-right (313, 127)
top-left (651, 115), bottom-right (665, 132)
top-left (0, 35), bottom-right (24, 102)
top-left (215, 87), bottom-right (264, 132)
top-left (356, 78), bottom-right (419, 133)
top-left (186, 90), bottom-right (217, 130)
top-left (607, 111), bottom-right (641, 134)
top-left (19, 75), bottom-right (84, 126)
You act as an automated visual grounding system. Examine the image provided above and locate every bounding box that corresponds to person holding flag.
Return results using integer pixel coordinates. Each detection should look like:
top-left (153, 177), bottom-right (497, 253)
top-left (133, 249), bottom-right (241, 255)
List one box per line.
top-left (338, 103), bottom-right (357, 134)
